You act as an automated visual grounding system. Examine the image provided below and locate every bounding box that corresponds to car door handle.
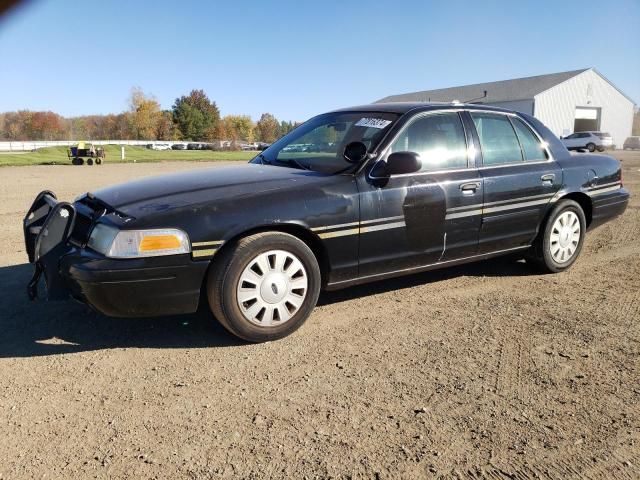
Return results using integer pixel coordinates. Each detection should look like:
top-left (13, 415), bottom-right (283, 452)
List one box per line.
top-left (459, 181), bottom-right (480, 194)
top-left (541, 173), bottom-right (555, 185)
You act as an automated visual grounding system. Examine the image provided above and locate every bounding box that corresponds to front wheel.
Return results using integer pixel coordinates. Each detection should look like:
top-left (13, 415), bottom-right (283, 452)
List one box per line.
top-left (207, 232), bottom-right (321, 342)
top-left (527, 200), bottom-right (586, 273)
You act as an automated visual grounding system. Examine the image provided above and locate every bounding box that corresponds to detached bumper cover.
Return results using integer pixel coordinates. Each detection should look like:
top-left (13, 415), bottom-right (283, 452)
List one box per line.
top-left (24, 190), bottom-right (209, 317)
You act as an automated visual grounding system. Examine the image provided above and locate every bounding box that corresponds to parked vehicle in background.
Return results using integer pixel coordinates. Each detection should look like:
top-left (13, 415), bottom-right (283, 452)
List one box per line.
top-left (561, 131), bottom-right (613, 152)
top-left (23, 103), bottom-right (629, 342)
top-left (171, 143), bottom-right (187, 150)
top-left (623, 136), bottom-right (640, 150)
top-left (187, 143), bottom-right (201, 150)
top-left (67, 141), bottom-right (105, 166)
top-left (154, 144), bottom-right (172, 151)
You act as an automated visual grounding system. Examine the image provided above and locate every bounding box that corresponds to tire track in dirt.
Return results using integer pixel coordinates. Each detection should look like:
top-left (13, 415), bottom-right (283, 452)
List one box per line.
top-left (493, 321), bottom-right (526, 402)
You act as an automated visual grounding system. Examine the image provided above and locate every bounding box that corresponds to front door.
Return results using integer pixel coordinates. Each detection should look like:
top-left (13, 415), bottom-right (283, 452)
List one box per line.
top-left (466, 111), bottom-right (562, 253)
top-left (357, 111), bottom-right (483, 277)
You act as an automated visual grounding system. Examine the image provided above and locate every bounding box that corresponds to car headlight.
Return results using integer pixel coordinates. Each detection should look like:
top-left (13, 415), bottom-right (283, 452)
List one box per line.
top-left (88, 224), bottom-right (190, 258)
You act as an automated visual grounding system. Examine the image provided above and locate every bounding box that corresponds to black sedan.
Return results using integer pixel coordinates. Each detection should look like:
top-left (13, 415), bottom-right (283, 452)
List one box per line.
top-left (24, 103), bottom-right (629, 342)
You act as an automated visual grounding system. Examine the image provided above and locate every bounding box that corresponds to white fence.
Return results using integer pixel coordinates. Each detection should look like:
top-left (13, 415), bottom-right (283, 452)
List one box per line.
top-left (0, 140), bottom-right (178, 152)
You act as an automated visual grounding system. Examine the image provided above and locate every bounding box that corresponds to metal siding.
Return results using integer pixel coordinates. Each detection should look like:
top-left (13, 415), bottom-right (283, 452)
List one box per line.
top-left (534, 69), bottom-right (634, 147)
top-left (483, 100), bottom-right (534, 115)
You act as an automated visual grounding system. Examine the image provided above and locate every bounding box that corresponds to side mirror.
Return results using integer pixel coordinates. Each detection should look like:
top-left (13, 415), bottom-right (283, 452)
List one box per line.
top-left (386, 151), bottom-right (421, 175)
top-left (343, 141), bottom-right (368, 163)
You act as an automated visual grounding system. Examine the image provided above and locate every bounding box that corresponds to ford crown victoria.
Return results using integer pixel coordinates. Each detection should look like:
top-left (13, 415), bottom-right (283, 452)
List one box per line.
top-left (24, 103), bottom-right (629, 341)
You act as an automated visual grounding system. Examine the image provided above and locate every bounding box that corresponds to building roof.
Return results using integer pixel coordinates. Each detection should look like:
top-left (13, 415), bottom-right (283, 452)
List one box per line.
top-left (376, 69), bottom-right (591, 104)
top-left (329, 102), bottom-right (513, 115)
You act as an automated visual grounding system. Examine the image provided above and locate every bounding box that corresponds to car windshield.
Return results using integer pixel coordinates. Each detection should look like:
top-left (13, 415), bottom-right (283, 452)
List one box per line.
top-left (251, 111), bottom-right (399, 174)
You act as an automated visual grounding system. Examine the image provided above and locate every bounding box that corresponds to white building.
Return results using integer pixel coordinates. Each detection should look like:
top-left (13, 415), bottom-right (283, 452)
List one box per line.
top-left (377, 68), bottom-right (635, 147)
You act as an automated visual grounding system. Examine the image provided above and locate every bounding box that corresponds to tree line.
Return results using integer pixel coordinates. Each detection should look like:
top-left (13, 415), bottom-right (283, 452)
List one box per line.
top-left (0, 87), bottom-right (301, 145)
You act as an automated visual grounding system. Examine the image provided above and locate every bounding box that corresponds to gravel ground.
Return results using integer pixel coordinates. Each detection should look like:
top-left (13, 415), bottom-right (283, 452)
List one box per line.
top-left (0, 154), bottom-right (638, 479)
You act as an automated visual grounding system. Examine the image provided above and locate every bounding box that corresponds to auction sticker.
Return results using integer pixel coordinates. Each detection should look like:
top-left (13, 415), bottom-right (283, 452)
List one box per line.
top-left (355, 118), bottom-right (392, 129)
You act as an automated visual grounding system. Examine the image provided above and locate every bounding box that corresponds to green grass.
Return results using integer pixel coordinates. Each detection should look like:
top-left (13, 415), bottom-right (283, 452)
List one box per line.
top-left (0, 145), bottom-right (255, 166)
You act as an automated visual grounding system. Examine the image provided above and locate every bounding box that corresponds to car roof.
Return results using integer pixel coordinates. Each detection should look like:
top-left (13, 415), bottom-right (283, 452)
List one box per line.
top-left (328, 102), bottom-right (517, 115)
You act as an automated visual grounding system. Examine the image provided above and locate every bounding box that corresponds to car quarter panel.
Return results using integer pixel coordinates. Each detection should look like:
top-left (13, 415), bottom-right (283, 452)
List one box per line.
top-left (553, 152), bottom-right (628, 229)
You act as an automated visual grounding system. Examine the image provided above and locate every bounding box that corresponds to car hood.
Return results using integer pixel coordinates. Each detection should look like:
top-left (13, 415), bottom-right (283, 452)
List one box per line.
top-left (89, 163), bottom-right (328, 217)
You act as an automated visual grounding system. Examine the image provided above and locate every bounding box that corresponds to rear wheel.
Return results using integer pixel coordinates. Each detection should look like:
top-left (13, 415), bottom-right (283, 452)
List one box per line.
top-left (586, 142), bottom-right (596, 152)
top-left (596, 146), bottom-right (605, 152)
top-left (527, 199), bottom-right (586, 273)
top-left (207, 232), bottom-right (321, 342)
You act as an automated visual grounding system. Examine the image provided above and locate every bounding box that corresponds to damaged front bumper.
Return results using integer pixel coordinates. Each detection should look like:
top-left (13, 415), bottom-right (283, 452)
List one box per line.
top-left (23, 191), bottom-right (208, 317)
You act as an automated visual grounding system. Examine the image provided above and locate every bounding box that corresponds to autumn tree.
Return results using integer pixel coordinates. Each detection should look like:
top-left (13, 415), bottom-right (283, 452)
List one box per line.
top-left (156, 111), bottom-right (180, 140)
top-left (128, 87), bottom-right (162, 139)
top-left (222, 115), bottom-right (254, 145)
top-left (254, 113), bottom-right (280, 143)
top-left (172, 89), bottom-right (220, 141)
top-left (28, 111), bottom-right (66, 140)
top-left (1, 111), bottom-right (32, 140)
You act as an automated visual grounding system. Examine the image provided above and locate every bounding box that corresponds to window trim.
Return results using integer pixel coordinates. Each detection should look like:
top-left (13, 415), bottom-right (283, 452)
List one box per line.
top-left (470, 111), bottom-right (526, 166)
top-left (508, 116), bottom-right (548, 163)
top-left (468, 110), bottom-right (555, 169)
top-left (368, 110), bottom-right (476, 180)
top-left (366, 108), bottom-right (554, 181)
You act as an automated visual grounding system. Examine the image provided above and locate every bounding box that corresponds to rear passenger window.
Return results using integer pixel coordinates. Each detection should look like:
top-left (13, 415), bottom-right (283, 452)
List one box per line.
top-left (389, 112), bottom-right (468, 171)
top-left (470, 112), bottom-right (523, 165)
top-left (511, 117), bottom-right (547, 162)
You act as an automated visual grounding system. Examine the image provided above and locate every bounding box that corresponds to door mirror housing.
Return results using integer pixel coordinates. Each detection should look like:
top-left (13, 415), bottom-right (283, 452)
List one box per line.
top-left (385, 151), bottom-right (422, 175)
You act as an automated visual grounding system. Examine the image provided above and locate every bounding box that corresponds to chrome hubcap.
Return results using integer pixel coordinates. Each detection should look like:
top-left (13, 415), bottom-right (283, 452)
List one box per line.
top-left (236, 250), bottom-right (308, 327)
top-left (550, 211), bottom-right (581, 263)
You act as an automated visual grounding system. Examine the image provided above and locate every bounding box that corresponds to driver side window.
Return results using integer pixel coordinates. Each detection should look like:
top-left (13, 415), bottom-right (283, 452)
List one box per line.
top-left (389, 113), bottom-right (468, 172)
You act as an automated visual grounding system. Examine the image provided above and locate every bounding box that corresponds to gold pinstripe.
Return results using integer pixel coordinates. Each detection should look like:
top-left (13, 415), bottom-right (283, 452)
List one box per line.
top-left (317, 228), bottom-right (360, 239)
top-left (192, 240), bottom-right (224, 247)
top-left (192, 248), bottom-right (217, 258)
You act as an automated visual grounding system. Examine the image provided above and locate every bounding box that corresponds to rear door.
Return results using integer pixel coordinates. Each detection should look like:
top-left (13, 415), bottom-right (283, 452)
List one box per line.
top-left (467, 111), bottom-right (562, 253)
top-left (357, 110), bottom-right (483, 277)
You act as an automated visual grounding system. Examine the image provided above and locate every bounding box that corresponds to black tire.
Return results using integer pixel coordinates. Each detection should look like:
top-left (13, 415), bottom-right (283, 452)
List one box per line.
top-left (95, 158), bottom-right (102, 165)
top-left (207, 232), bottom-right (321, 342)
top-left (586, 142), bottom-right (596, 152)
top-left (527, 199), bottom-right (586, 273)
top-left (87, 158), bottom-right (94, 165)
top-left (72, 157), bottom-right (83, 166)
top-left (596, 146), bottom-right (605, 152)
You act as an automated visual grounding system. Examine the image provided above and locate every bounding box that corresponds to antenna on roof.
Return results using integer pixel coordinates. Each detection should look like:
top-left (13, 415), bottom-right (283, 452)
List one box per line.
top-left (465, 90), bottom-right (487, 103)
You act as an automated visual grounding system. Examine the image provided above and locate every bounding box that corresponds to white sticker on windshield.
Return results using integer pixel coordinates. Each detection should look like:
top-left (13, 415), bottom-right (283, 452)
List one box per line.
top-left (355, 118), bottom-right (392, 129)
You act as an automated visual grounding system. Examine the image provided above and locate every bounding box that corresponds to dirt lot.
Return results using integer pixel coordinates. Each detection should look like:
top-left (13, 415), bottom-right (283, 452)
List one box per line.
top-left (1, 154), bottom-right (638, 479)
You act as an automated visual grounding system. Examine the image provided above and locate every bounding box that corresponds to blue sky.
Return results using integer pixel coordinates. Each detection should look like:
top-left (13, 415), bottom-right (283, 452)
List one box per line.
top-left (0, 0), bottom-right (638, 121)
